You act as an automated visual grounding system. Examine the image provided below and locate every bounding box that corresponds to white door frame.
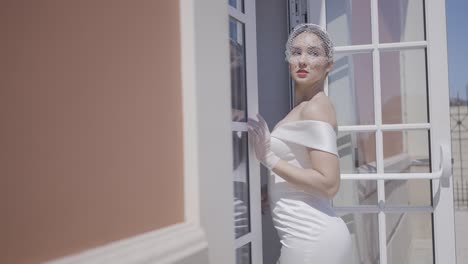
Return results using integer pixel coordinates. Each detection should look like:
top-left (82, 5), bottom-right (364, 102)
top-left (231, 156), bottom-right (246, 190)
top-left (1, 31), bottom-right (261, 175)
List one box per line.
top-left (304, 0), bottom-right (456, 263)
top-left (425, 1), bottom-right (456, 263)
top-left (229, 0), bottom-right (263, 263)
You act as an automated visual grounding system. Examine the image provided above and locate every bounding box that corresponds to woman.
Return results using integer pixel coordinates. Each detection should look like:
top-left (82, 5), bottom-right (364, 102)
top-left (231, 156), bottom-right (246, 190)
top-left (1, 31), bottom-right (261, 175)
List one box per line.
top-left (247, 24), bottom-right (351, 263)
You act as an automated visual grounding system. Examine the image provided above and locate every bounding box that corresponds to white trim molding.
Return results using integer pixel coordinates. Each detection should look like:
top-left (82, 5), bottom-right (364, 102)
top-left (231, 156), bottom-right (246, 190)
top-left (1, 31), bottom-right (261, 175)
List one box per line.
top-left (181, 0), bottom-right (201, 225)
top-left (47, 222), bottom-right (207, 264)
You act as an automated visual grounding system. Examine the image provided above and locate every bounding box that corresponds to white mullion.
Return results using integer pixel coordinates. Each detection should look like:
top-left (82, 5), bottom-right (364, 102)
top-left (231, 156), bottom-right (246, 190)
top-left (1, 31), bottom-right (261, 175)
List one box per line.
top-left (229, 6), bottom-right (247, 22)
top-left (244, 0), bottom-right (262, 263)
top-left (334, 41), bottom-right (429, 54)
top-left (322, 0), bottom-right (329, 96)
top-left (338, 125), bottom-right (378, 132)
top-left (335, 205), bottom-right (379, 213)
top-left (236, 0), bottom-right (244, 12)
top-left (370, 0), bottom-right (387, 263)
top-left (381, 123), bottom-right (431, 131)
top-left (381, 205), bottom-right (434, 213)
top-left (232, 122), bottom-right (248, 132)
top-left (378, 40), bottom-right (427, 51)
top-left (338, 123), bottom-right (431, 132)
top-left (341, 171), bottom-right (442, 180)
top-left (335, 205), bottom-right (434, 213)
top-left (319, 0), bottom-right (326, 27)
top-left (235, 232), bottom-right (253, 248)
top-left (334, 44), bottom-right (374, 54)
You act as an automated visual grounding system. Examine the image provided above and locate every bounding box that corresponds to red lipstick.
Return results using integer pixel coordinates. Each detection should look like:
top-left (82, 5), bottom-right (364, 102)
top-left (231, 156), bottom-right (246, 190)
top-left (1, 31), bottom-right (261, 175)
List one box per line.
top-left (296, 69), bottom-right (309, 78)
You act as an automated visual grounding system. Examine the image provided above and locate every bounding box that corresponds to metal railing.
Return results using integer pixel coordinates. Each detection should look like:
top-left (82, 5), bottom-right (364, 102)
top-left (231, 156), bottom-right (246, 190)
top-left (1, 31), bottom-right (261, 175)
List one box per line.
top-left (454, 178), bottom-right (468, 210)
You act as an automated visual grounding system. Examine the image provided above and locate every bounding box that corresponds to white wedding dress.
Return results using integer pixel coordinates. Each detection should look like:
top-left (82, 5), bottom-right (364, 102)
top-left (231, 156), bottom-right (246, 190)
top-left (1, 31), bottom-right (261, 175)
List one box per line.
top-left (269, 120), bottom-right (352, 264)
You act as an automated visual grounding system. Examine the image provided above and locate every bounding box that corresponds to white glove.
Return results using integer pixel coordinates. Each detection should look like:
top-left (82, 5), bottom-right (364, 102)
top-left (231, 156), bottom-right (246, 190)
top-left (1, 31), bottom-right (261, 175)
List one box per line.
top-left (247, 114), bottom-right (280, 170)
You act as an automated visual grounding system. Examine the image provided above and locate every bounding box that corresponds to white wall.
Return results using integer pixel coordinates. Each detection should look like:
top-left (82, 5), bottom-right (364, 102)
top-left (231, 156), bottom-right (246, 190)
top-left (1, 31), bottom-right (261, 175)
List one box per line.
top-left (256, 0), bottom-right (290, 263)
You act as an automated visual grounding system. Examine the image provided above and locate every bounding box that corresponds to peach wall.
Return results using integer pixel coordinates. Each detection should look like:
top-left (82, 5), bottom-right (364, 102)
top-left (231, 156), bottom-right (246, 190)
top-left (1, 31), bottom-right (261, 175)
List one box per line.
top-left (350, 0), bottom-right (374, 126)
top-left (348, 0), bottom-right (404, 162)
top-left (0, 1), bottom-right (183, 263)
top-left (378, 1), bottom-right (404, 158)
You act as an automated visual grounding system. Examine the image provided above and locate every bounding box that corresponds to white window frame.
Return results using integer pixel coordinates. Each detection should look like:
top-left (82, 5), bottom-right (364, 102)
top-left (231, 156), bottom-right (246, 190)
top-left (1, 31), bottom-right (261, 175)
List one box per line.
top-left (229, 0), bottom-right (263, 263)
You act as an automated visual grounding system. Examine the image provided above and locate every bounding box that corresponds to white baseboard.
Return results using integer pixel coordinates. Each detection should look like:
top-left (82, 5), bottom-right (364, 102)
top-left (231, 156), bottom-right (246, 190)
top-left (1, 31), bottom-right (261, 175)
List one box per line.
top-left (47, 222), bottom-right (208, 264)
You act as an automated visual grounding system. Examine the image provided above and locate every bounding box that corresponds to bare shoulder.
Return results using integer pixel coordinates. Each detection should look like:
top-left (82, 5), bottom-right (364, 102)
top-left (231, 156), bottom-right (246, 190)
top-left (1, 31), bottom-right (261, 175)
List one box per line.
top-left (300, 93), bottom-right (337, 129)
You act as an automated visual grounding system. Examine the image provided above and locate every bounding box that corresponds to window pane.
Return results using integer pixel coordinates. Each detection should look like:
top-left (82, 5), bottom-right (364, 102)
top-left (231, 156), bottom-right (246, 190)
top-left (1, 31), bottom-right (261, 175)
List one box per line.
top-left (385, 179), bottom-right (432, 206)
top-left (450, 104), bottom-right (468, 263)
top-left (334, 180), bottom-right (377, 206)
top-left (455, 208), bottom-right (468, 263)
top-left (454, 178), bottom-right (468, 210)
top-left (338, 131), bottom-right (377, 174)
top-left (339, 213), bottom-right (379, 264)
top-left (336, 131), bottom-right (378, 206)
top-left (382, 130), bottom-right (430, 173)
top-left (329, 53), bottom-right (374, 125)
top-left (229, 0), bottom-right (245, 13)
top-left (386, 213), bottom-right (433, 264)
top-left (451, 105), bottom-right (468, 209)
top-left (326, 0), bottom-right (372, 46)
top-left (236, 243), bottom-right (251, 264)
top-left (378, 0), bottom-right (425, 43)
top-left (232, 131), bottom-right (250, 238)
top-left (380, 49), bottom-right (428, 124)
top-left (230, 17), bottom-right (247, 122)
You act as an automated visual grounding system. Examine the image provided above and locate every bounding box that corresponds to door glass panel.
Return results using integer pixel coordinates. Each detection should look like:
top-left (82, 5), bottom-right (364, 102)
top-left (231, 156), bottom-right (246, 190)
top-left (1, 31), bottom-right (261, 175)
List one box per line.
top-left (382, 130), bottom-right (430, 173)
top-left (232, 131), bottom-right (251, 238)
top-left (334, 180), bottom-right (377, 206)
top-left (386, 213), bottom-right (434, 264)
top-left (335, 132), bottom-right (378, 207)
top-left (339, 213), bottom-right (379, 264)
top-left (451, 105), bottom-right (468, 263)
top-left (385, 179), bottom-right (432, 206)
top-left (338, 131), bottom-right (377, 174)
top-left (230, 17), bottom-right (247, 122)
top-left (447, 2), bottom-right (468, 260)
top-left (229, 0), bottom-right (245, 13)
top-left (329, 53), bottom-right (374, 126)
top-left (378, 0), bottom-right (426, 43)
top-left (380, 49), bottom-right (428, 124)
top-left (236, 243), bottom-right (252, 264)
top-left (451, 104), bottom-right (468, 209)
top-left (453, 177), bottom-right (468, 209)
top-left (326, 0), bottom-right (372, 46)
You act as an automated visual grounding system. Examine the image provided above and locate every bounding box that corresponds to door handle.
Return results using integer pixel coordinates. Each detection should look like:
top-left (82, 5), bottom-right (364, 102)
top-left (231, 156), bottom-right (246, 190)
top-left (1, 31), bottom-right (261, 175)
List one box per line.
top-left (334, 143), bottom-right (453, 213)
top-left (438, 143), bottom-right (452, 188)
top-left (340, 143), bottom-right (452, 182)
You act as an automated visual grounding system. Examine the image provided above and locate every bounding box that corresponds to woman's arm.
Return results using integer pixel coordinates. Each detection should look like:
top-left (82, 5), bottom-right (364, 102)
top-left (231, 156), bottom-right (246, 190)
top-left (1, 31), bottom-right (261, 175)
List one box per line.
top-left (248, 99), bottom-right (340, 199)
top-left (271, 149), bottom-right (340, 199)
top-left (273, 98), bottom-right (340, 199)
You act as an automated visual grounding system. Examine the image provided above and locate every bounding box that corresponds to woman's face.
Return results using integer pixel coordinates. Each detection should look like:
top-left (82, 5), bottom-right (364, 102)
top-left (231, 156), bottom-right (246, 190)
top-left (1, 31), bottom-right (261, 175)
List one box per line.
top-left (288, 32), bottom-right (333, 86)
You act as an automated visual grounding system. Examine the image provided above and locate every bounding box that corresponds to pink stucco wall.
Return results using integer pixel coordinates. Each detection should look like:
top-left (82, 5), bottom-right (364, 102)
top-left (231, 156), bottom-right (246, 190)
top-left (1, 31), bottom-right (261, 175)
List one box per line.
top-left (1, 1), bottom-right (184, 263)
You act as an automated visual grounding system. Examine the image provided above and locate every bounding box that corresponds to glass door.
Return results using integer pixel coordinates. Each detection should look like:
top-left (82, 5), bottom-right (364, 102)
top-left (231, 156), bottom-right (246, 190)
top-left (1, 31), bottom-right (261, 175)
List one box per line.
top-left (229, 0), bottom-right (262, 263)
top-left (296, 0), bottom-right (456, 263)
